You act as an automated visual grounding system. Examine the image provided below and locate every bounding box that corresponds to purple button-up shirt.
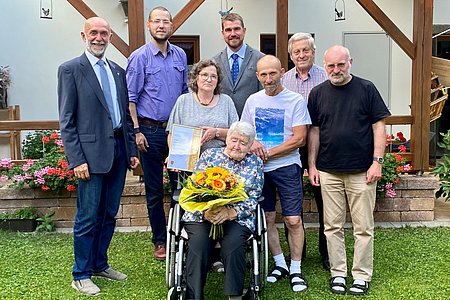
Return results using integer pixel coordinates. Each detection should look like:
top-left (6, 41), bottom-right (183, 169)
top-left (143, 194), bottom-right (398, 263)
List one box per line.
top-left (281, 64), bottom-right (327, 100)
top-left (126, 42), bottom-right (188, 121)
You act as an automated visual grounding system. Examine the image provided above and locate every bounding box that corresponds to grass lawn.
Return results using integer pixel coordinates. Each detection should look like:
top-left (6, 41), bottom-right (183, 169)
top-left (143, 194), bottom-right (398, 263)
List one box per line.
top-left (1, 227), bottom-right (449, 299)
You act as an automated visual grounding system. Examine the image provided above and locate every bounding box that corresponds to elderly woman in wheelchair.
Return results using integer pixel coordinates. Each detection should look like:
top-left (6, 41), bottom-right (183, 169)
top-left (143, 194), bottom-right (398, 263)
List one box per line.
top-left (170, 121), bottom-right (264, 300)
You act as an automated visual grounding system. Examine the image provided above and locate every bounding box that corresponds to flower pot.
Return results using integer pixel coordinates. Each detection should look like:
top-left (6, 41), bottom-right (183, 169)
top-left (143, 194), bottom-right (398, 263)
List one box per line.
top-left (0, 219), bottom-right (37, 232)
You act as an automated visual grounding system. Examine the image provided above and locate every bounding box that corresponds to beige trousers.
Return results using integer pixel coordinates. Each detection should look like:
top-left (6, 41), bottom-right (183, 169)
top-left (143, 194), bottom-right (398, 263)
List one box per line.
top-left (319, 171), bottom-right (376, 281)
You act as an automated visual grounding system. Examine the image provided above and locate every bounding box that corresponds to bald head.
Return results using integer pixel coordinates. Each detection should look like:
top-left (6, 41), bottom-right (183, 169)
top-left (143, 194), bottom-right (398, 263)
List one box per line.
top-left (256, 55), bottom-right (285, 96)
top-left (81, 17), bottom-right (112, 58)
top-left (257, 55), bottom-right (282, 72)
top-left (323, 45), bottom-right (353, 86)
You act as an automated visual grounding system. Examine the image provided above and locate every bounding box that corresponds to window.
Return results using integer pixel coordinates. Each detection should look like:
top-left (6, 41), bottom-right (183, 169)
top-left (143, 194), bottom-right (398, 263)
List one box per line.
top-left (169, 35), bottom-right (200, 67)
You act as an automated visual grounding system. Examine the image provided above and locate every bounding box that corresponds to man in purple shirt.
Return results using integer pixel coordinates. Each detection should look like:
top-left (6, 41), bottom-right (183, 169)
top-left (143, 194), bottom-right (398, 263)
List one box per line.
top-left (126, 6), bottom-right (188, 261)
top-left (281, 33), bottom-right (330, 271)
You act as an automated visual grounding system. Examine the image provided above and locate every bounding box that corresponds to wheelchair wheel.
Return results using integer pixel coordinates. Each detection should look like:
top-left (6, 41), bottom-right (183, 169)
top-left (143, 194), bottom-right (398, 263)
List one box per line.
top-left (257, 206), bottom-right (269, 289)
top-left (166, 204), bottom-right (182, 288)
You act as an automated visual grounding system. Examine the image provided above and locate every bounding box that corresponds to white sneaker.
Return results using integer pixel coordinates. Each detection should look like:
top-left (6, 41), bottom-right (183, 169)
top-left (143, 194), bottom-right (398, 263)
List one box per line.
top-left (71, 278), bottom-right (100, 296)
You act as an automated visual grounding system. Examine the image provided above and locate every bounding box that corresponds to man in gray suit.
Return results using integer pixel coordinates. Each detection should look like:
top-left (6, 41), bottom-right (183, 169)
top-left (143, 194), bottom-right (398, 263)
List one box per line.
top-left (58, 17), bottom-right (139, 296)
top-left (213, 13), bottom-right (264, 117)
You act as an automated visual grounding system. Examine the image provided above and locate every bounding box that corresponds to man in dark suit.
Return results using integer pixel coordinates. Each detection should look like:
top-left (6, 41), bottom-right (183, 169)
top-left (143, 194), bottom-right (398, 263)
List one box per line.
top-left (213, 13), bottom-right (264, 117)
top-left (58, 17), bottom-right (139, 296)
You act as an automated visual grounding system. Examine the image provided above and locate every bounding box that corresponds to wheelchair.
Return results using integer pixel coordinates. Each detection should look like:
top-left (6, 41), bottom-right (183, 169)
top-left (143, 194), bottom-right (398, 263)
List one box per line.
top-left (166, 191), bottom-right (268, 300)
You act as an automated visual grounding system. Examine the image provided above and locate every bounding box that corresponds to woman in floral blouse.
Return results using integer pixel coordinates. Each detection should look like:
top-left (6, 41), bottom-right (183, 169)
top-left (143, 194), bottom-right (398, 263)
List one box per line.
top-left (182, 121), bottom-right (264, 300)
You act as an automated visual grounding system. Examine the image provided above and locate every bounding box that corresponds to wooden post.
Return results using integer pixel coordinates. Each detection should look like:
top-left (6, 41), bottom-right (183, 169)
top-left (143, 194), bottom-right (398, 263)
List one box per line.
top-left (128, 0), bottom-right (145, 54)
top-left (411, 0), bottom-right (433, 172)
top-left (276, 0), bottom-right (289, 70)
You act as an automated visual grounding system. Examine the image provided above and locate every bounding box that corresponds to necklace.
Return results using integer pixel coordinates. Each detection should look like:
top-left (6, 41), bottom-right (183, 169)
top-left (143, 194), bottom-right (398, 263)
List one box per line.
top-left (197, 93), bottom-right (215, 106)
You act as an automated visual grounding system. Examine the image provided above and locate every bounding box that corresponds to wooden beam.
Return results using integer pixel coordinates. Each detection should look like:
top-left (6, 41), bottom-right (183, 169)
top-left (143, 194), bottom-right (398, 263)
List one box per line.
top-left (410, 0), bottom-right (433, 171)
top-left (276, 0), bottom-right (289, 70)
top-left (0, 121), bottom-right (59, 131)
top-left (67, 0), bottom-right (130, 57)
top-left (128, 0), bottom-right (145, 54)
top-left (356, 0), bottom-right (415, 59)
top-left (385, 115), bottom-right (414, 125)
top-left (172, 0), bottom-right (205, 33)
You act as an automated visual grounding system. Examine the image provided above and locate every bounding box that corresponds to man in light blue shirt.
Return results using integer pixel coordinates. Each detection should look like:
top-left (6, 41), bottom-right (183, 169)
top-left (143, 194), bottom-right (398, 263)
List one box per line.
top-left (213, 13), bottom-right (264, 117)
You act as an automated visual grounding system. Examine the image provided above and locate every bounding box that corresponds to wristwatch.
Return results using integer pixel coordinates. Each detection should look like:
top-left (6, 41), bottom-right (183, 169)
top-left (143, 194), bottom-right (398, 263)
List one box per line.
top-left (215, 128), bottom-right (220, 138)
top-left (373, 156), bottom-right (384, 164)
top-left (133, 127), bottom-right (140, 134)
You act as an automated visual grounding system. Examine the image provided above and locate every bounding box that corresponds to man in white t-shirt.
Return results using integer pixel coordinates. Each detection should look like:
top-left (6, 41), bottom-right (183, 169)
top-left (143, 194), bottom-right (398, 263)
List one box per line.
top-left (241, 55), bottom-right (311, 293)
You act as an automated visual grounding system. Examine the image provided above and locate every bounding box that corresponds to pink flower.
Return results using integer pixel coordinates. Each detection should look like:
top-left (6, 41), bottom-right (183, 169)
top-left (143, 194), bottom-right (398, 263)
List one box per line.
top-left (55, 139), bottom-right (64, 146)
top-left (0, 158), bottom-right (13, 169)
top-left (13, 175), bottom-right (24, 182)
top-left (34, 177), bottom-right (45, 185)
top-left (26, 159), bottom-right (34, 165)
top-left (386, 189), bottom-right (396, 198)
top-left (22, 164), bottom-right (30, 171)
top-left (403, 164), bottom-right (412, 171)
top-left (0, 175), bottom-right (9, 182)
top-left (24, 173), bottom-right (33, 180)
top-left (385, 183), bottom-right (393, 189)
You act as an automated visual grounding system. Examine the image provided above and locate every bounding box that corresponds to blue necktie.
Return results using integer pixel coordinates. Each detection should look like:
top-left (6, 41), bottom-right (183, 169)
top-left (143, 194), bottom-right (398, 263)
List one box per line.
top-left (97, 60), bottom-right (119, 128)
top-left (231, 53), bottom-right (239, 85)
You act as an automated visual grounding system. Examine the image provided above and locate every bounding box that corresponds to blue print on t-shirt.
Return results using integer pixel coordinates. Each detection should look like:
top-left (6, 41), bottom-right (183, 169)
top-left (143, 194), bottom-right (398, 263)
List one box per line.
top-left (255, 107), bottom-right (285, 150)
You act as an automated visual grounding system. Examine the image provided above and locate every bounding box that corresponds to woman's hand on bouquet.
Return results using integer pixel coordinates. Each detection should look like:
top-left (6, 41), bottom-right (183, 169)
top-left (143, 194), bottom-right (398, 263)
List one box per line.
top-left (204, 207), bottom-right (237, 224)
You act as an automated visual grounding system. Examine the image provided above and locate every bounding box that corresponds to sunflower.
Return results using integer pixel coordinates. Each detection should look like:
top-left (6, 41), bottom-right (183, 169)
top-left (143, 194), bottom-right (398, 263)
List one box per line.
top-left (212, 179), bottom-right (226, 191)
top-left (194, 171), bottom-right (207, 186)
top-left (205, 166), bottom-right (230, 180)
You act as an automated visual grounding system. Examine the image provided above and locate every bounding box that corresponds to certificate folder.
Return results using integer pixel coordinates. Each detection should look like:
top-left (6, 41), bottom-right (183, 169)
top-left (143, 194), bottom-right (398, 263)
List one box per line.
top-left (167, 124), bottom-right (203, 172)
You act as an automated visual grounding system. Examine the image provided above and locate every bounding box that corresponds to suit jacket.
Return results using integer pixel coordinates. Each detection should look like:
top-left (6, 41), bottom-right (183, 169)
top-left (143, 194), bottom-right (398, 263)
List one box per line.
top-left (213, 45), bottom-right (264, 116)
top-left (58, 53), bottom-right (138, 173)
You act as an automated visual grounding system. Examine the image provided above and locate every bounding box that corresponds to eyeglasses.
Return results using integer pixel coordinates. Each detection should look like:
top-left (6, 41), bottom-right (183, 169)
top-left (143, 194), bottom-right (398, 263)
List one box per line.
top-left (150, 19), bottom-right (172, 26)
top-left (199, 73), bottom-right (218, 81)
top-left (325, 62), bottom-right (347, 70)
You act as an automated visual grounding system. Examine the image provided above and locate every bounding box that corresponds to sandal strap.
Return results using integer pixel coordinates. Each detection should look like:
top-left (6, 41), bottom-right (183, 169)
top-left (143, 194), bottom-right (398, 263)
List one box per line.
top-left (330, 276), bottom-right (347, 289)
top-left (289, 273), bottom-right (308, 286)
top-left (267, 266), bottom-right (289, 281)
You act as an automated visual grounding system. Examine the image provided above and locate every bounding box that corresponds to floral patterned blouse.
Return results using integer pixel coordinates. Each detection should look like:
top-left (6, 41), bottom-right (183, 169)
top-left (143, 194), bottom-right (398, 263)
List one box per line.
top-left (181, 147), bottom-right (264, 232)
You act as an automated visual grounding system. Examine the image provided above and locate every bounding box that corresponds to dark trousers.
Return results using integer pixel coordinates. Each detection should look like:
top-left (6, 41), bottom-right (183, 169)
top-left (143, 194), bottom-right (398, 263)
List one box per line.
top-left (284, 146), bottom-right (328, 260)
top-left (72, 135), bottom-right (127, 280)
top-left (139, 124), bottom-right (177, 245)
top-left (184, 221), bottom-right (251, 300)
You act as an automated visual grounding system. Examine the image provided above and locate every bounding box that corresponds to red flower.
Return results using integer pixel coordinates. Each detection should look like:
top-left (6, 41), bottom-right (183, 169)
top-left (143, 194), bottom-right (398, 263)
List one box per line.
top-left (59, 148), bottom-right (65, 153)
top-left (394, 178), bottom-right (400, 184)
top-left (395, 154), bottom-right (403, 162)
top-left (67, 184), bottom-right (76, 192)
top-left (398, 145), bottom-right (406, 153)
top-left (42, 136), bottom-right (50, 144)
top-left (50, 132), bottom-right (59, 139)
top-left (396, 132), bottom-right (406, 142)
top-left (41, 185), bottom-right (50, 191)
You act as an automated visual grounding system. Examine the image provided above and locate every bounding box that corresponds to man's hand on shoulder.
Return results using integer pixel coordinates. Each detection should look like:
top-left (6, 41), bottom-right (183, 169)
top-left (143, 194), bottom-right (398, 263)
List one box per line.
top-left (250, 140), bottom-right (268, 161)
top-left (74, 163), bottom-right (90, 181)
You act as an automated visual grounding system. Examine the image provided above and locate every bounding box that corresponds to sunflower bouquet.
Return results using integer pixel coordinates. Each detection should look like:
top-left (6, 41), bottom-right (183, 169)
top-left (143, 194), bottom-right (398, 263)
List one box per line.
top-left (179, 166), bottom-right (248, 239)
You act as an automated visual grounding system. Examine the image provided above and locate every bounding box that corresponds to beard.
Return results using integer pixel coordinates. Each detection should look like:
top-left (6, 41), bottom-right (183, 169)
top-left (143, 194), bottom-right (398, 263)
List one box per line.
top-left (85, 40), bottom-right (107, 58)
top-left (329, 73), bottom-right (351, 86)
top-left (151, 31), bottom-right (171, 43)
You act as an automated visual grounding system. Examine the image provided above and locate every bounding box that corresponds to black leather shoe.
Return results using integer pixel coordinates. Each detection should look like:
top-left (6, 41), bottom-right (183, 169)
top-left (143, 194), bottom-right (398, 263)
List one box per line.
top-left (322, 256), bottom-right (331, 271)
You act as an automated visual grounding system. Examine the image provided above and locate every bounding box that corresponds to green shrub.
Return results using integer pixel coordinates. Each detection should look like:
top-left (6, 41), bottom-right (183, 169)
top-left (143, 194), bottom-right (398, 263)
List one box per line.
top-left (432, 129), bottom-right (450, 201)
top-left (0, 207), bottom-right (38, 219)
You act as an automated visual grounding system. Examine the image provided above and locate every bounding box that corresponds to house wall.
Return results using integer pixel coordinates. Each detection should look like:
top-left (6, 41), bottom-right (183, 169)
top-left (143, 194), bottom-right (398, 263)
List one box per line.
top-left (0, 0), bottom-right (447, 140)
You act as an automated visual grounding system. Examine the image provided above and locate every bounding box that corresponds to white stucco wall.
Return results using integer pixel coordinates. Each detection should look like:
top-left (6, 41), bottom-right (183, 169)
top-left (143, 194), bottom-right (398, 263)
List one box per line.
top-left (0, 0), bottom-right (447, 150)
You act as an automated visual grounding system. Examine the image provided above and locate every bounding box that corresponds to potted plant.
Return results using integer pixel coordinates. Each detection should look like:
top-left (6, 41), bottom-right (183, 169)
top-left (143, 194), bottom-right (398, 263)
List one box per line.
top-left (432, 129), bottom-right (450, 201)
top-left (0, 207), bottom-right (38, 232)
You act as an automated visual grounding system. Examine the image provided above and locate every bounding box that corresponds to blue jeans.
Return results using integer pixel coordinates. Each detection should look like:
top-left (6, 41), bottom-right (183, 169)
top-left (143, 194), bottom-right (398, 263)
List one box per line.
top-left (72, 136), bottom-right (127, 280)
top-left (139, 124), bottom-right (177, 245)
top-left (261, 164), bottom-right (303, 216)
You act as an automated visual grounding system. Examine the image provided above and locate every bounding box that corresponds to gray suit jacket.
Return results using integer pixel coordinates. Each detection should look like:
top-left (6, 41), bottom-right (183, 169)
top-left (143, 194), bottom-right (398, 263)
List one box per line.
top-left (213, 45), bottom-right (264, 117)
top-left (58, 53), bottom-right (137, 173)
